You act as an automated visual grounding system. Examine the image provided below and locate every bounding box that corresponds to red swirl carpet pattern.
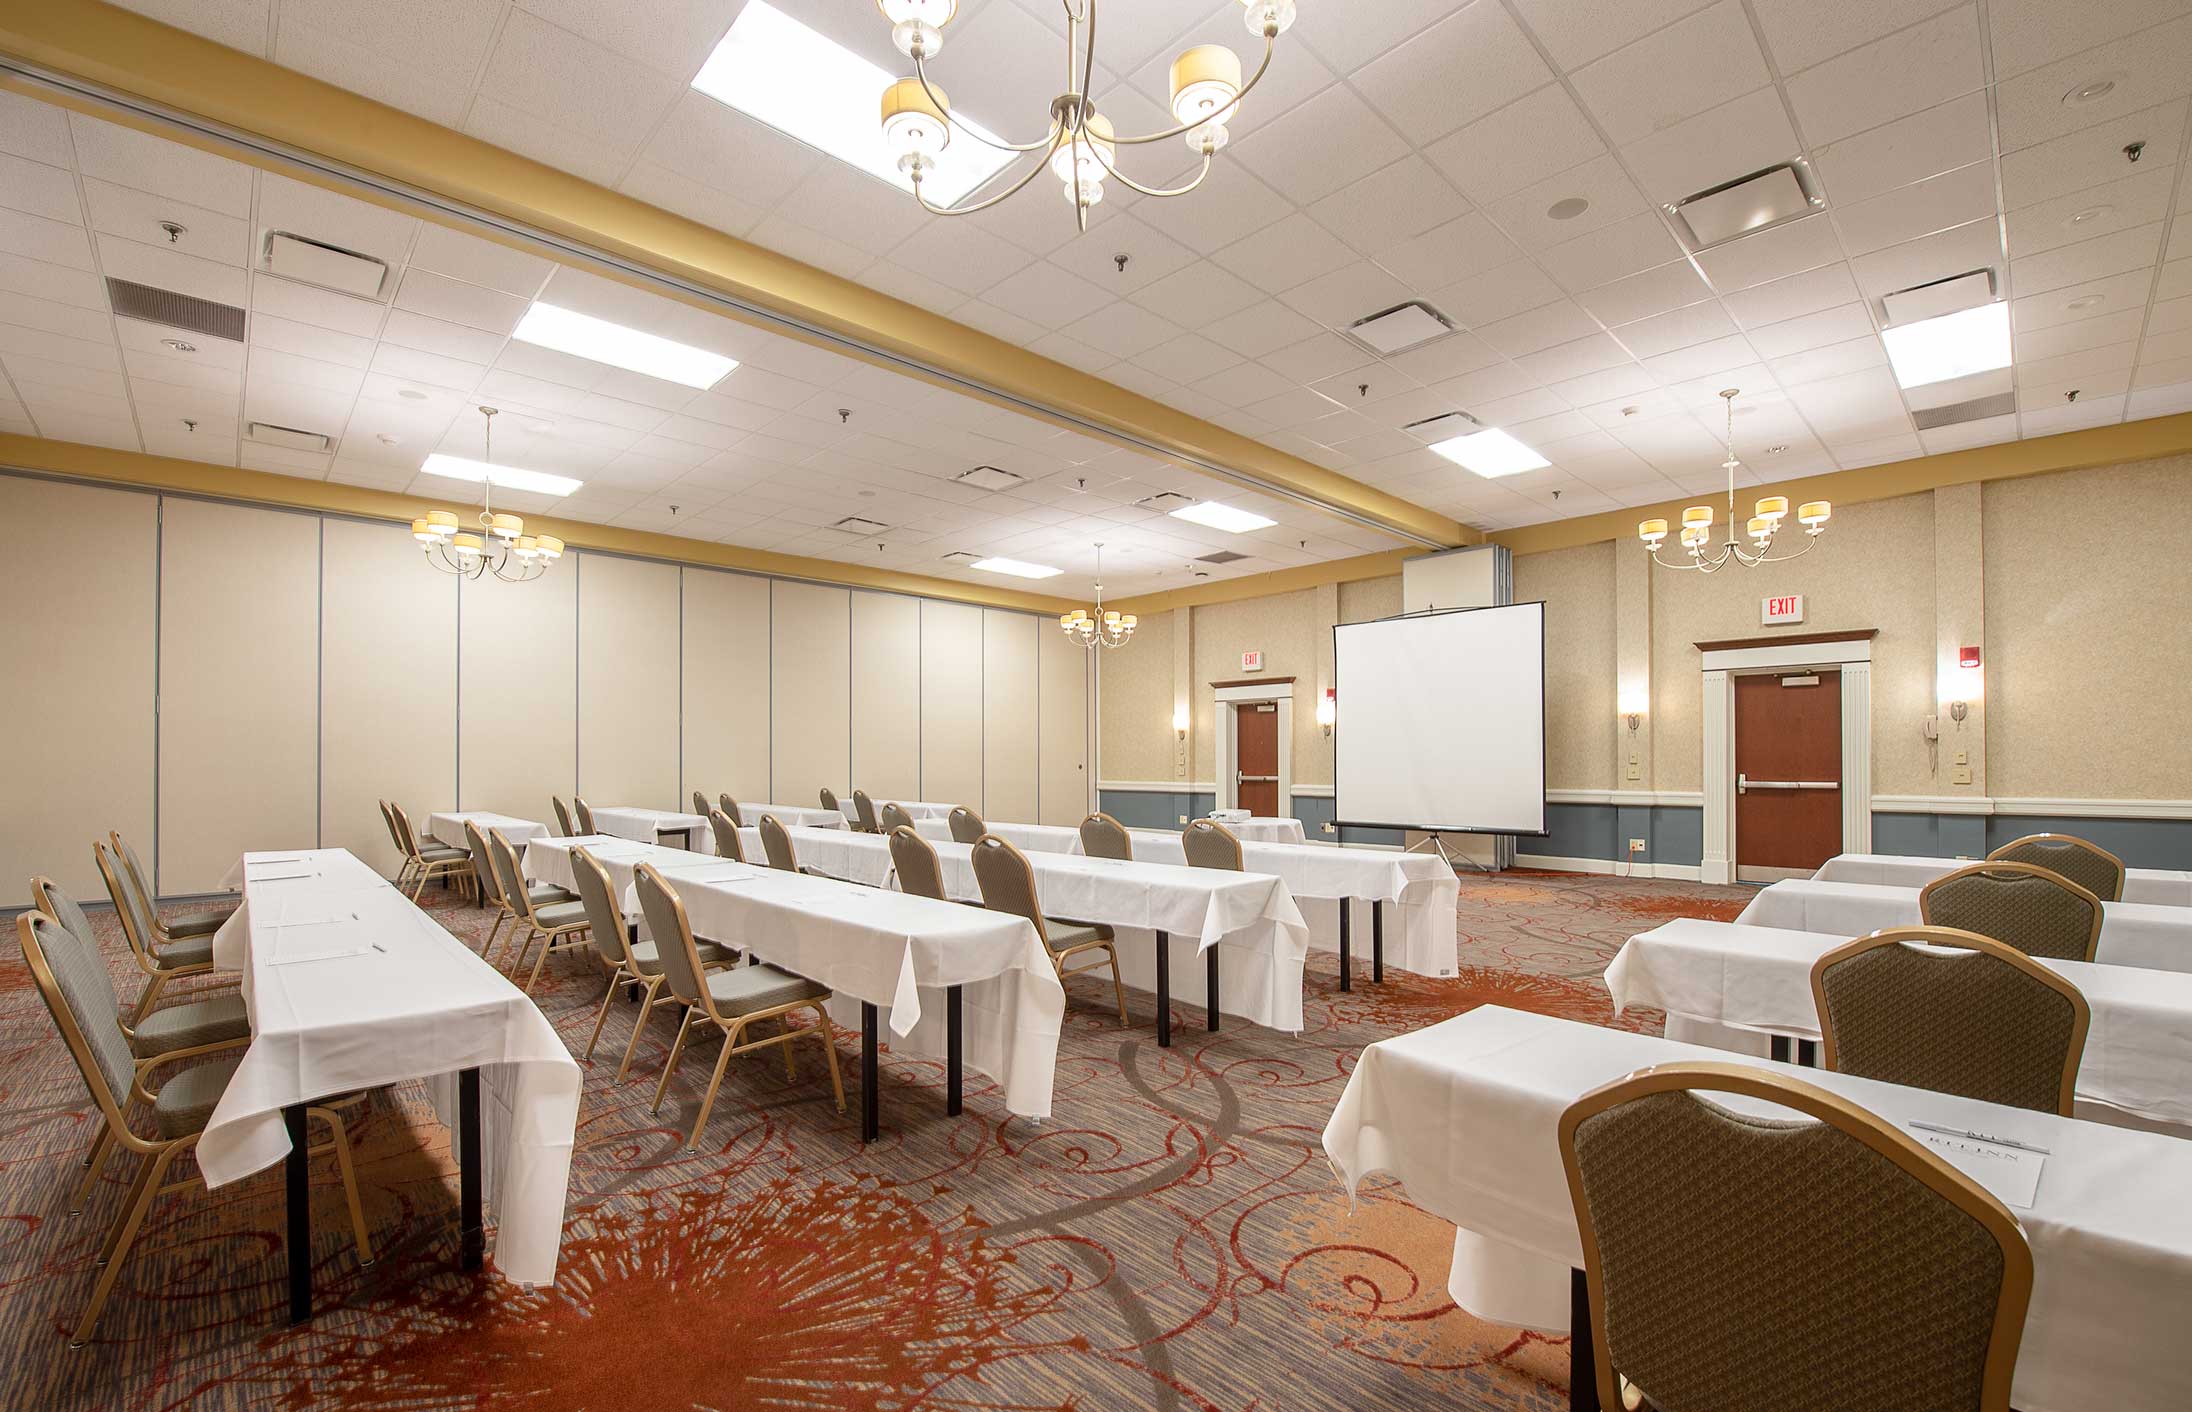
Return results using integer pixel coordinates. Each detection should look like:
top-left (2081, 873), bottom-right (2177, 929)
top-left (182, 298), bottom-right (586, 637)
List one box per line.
top-left (0, 869), bottom-right (1748, 1409)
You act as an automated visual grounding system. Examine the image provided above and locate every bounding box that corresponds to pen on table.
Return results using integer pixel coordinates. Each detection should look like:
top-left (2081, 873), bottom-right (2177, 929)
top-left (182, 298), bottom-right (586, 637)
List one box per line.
top-left (1909, 1119), bottom-right (2051, 1155)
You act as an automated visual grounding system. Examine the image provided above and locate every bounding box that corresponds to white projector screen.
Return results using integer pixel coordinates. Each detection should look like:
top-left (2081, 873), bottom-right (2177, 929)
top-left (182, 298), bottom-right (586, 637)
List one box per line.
top-left (1334, 602), bottom-right (1547, 835)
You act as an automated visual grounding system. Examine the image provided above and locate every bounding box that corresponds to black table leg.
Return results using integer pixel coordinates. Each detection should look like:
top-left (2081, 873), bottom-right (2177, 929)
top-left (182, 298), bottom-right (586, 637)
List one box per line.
top-left (459, 1066), bottom-right (483, 1273)
top-left (1797, 1038), bottom-right (1817, 1068)
top-left (284, 1104), bottom-right (311, 1323)
top-left (1770, 1035), bottom-right (1792, 1064)
top-left (1155, 930), bottom-right (1171, 1049)
top-left (861, 1002), bottom-right (880, 1142)
top-left (946, 984), bottom-right (963, 1117)
top-left (1338, 900), bottom-right (1352, 992)
top-left (1372, 900), bottom-right (1385, 984)
top-left (1569, 1266), bottom-right (1601, 1411)
top-left (1206, 944), bottom-right (1220, 1032)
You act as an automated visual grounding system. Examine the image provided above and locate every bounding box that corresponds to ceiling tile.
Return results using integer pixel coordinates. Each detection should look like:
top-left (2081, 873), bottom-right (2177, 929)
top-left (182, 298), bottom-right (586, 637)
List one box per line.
top-left (1988, 0), bottom-right (2192, 79)
top-left (1128, 164), bottom-right (1295, 256)
top-left (392, 268), bottom-right (530, 334)
top-left (1745, 301), bottom-right (1880, 357)
top-left (1811, 92), bottom-right (1993, 204)
top-left (0, 153), bottom-right (82, 225)
top-left (1231, 84), bottom-right (1411, 206)
top-left (1293, 0), bottom-right (1462, 72)
top-left (1476, 299), bottom-right (1603, 357)
top-left (1201, 299), bottom-right (1325, 358)
top-left (0, 90), bottom-right (78, 169)
top-left (1518, 332), bottom-right (1634, 383)
top-left (1060, 301), bottom-right (1183, 360)
top-left (1611, 299), bottom-right (1740, 358)
top-left (1848, 217), bottom-right (2003, 303)
top-left (1538, 212), bottom-right (1684, 293)
top-left (1831, 161), bottom-right (1997, 255)
top-left (1723, 262), bottom-right (1864, 327)
top-left (1424, 85), bottom-right (1606, 207)
top-left (1783, 6), bottom-right (1985, 145)
top-left (2010, 268), bottom-right (2154, 331)
top-left (1484, 153), bottom-right (1652, 251)
top-left (1373, 212), bottom-right (1521, 292)
top-left (273, 0), bottom-right (507, 127)
top-left (1576, 260), bottom-right (1714, 326)
top-left (1999, 100), bottom-right (2186, 208)
top-left (1994, 14), bottom-right (2192, 150)
top-left (2005, 167), bottom-right (2177, 258)
top-left (1215, 211), bottom-right (1359, 295)
top-left (1308, 157), bottom-right (1471, 260)
top-left (1428, 258), bottom-right (1568, 328)
top-left (1697, 214), bottom-right (1845, 292)
top-left (1752, 0), bottom-right (1965, 74)
top-left (509, 0), bottom-right (743, 78)
top-left (1619, 87), bottom-right (1803, 207)
top-left (1571, 1), bottom-right (1770, 146)
top-left (1275, 261), bottom-right (1412, 328)
top-left (2011, 222), bottom-right (2165, 296)
top-left (1354, 0), bottom-right (1551, 145)
top-left (1507, 0), bottom-right (1717, 70)
top-left (0, 207), bottom-right (93, 271)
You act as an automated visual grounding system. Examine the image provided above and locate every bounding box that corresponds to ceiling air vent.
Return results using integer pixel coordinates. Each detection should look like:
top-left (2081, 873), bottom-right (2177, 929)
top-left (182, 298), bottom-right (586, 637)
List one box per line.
top-left (1912, 392), bottom-right (2018, 430)
top-left (1402, 410), bottom-right (1479, 443)
top-left (831, 515), bottom-right (890, 534)
top-left (1667, 161), bottom-right (1823, 249)
top-left (955, 465), bottom-right (1024, 491)
top-left (246, 422), bottom-right (333, 453)
top-left (1345, 301), bottom-right (1454, 355)
top-left (1196, 549), bottom-right (1250, 565)
top-left (939, 551), bottom-right (981, 563)
top-left (1136, 491), bottom-right (1195, 511)
top-left (106, 277), bottom-right (246, 342)
top-left (263, 231), bottom-right (391, 299)
top-left (1883, 269), bottom-right (1995, 325)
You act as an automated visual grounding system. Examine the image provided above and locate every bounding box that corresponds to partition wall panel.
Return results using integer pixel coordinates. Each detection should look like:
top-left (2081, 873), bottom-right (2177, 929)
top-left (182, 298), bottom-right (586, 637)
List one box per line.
top-left (770, 579), bottom-right (851, 807)
top-left (0, 477), bottom-right (156, 903)
top-left (321, 518), bottom-right (456, 878)
top-left (577, 552), bottom-right (681, 809)
top-left (459, 562), bottom-right (577, 822)
top-left (983, 609), bottom-right (1039, 825)
top-left (157, 498), bottom-right (320, 894)
top-left (851, 591), bottom-right (922, 804)
top-left (682, 568), bottom-right (771, 807)
top-left (919, 600), bottom-right (984, 809)
top-left (1037, 622), bottom-right (1088, 827)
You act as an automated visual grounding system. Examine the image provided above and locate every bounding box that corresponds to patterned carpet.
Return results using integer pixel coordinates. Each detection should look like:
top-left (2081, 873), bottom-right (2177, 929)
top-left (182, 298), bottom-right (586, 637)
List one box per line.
top-left (0, 868), bottom-right (1751, 1410)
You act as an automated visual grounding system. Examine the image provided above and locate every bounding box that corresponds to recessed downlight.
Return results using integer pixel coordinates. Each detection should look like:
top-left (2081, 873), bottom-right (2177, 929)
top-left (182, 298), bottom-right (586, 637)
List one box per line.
top-left (2067, 204), bottom-right (2114, 227)
top-left (160, 338), bottom-right (196, 353)
top-left (2065, 294), bottom-right (2106, 312)
top-left (1546, 196), bottom-right (1590, 221)
top-left (2062, 75), bottom-right (2119, 106)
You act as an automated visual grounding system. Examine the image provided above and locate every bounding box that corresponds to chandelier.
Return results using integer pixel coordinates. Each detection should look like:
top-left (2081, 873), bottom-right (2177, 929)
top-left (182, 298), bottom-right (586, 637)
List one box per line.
top-left (876, 0), bottom-right (1300, 233)
top-left (1060, 543), bottom-right (1135, 650)
top-left (413, 406), bottom-right (564, 582)
top-left (1637, 390), bottom-right (1832, 573)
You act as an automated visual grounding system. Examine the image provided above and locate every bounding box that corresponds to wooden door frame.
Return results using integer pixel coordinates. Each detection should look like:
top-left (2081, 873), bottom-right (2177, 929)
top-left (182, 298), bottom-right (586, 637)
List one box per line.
top-left (1698, 634), bottom-right (1874, 886)
top-left (1214, 679), bottom-right (1293, 817)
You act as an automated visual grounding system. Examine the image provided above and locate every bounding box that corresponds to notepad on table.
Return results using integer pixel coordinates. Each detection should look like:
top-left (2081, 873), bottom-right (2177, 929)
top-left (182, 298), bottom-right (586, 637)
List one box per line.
top-left (1909, 1122), bottom-right (2046, 1209)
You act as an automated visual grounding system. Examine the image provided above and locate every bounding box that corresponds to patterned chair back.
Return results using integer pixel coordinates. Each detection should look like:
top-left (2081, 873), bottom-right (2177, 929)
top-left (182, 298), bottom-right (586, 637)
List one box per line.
top-left (1183, 819), bottom-right (1243, 871)
top-left (487, 831), bottom-right (533, 924)
top-left (879, 802), bottom-right (916, 834)
top-left (889, 826), bottom-right (947, 900)
top-left (1986, 834), bottom-right (2124, 903)
top-left (568, 846), bottom-right (633, 969)
top-left (633, 863), bottom-right (707, 1011)
top-left (759, 815), bottom-right (798, 873)
top-left (379, 800), bottom-right (406, 854)
top-left (1919, 863), bottom-right (2102, 963)
top-left (551, 797), bottom-right (574, 837)
top-left (572, 797), bottom-right (596, 834)
top-left (93, 839), bottom-right (160, 964)
top-left (692, 789), bottom-right (710, 819)
top-left (717, 794), bottom-right (744, 828)
top-left (851, 789), bottom-right (881, 834)
top-left (1079, 812), bottom-right (1133, 861)
top-left (971, 836), bottom-right (1052, 947)
top-left (30, 876), bottom-right (99, 949)
top-left (463, 820), bottom-right (503, 904)
top-left (948, 806), bottom-right (986, 845)
top-left (709, 808), bottom-right (745, 862)
top-left (17, 910), bottom-right (134, 1128)
top-left (1559, 1060), bottom-right (2030, 1412)
top-left (387, 803), bottom-right (423, 861)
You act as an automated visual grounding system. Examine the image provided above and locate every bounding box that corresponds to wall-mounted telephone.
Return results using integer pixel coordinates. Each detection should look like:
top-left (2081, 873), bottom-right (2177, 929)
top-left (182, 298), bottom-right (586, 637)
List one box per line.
top-left (1921, 717), bottom-right (1939, 741)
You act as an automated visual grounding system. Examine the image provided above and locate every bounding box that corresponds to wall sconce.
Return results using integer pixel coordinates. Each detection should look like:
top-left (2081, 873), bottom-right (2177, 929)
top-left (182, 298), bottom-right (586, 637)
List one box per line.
top-left (1624, 712), bottom-right (1642, 734)
top-left (1173, 702), bottom-right (1190, 739)
top-left (1617, 687), bottom-right (1647, 736)
top-left (1316, 688), bottom-right (1336, 737)
top-left (1949, 699), bottom-right (1968, 726)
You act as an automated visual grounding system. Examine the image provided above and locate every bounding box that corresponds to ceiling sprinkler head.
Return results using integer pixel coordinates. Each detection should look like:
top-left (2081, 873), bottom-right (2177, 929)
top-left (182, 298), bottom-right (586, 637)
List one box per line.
top-left (2125, 140), bottom-right (2145, 162)
top-left (838, 407), bottom-right (852, 423)
top-left (1113, 253), bottom-right (1130, 273)
top-left (159, 221), bottom-right (186, 243)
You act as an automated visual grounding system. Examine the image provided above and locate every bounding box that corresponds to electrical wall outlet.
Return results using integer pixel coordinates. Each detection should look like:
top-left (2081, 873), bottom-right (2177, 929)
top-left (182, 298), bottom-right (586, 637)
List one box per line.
top-left (1628, 838), bottom-right (1648, 854)
top-left (1178, 814), bottom-right (1189, 824)
top-left (1322, 821), bottom-right (1337, 834)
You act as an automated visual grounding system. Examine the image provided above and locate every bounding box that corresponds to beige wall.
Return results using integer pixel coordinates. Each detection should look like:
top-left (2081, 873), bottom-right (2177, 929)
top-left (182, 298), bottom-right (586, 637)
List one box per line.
top-left (682, 568), bottom-right (770, 807)
top-left (1188, 587), bottom-right (1326, 784)
top-left (769, 580), bottom-right (851, 807)
top-left (851, 592), bottom-right (923, 804)
top-left (460, 555), bottom-right (578, 822)
top-left (983, 609), bottom-right (1039, 823)
top-left (1038, 623), bottom-right (1089, 825)
top-left (578, 553), bottom-right (681, 807)
top-left (1097, 608), bottom-right (1173, 783)
top-left (1514, 542), bottom-right (1618, 792)
top-left (920, 600), bottom-right (984, 806)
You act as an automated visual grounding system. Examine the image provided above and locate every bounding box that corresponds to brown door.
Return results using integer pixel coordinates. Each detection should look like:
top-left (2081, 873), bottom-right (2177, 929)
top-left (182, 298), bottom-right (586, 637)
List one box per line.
top-left (1734, 670), bottom-right (1841, 882)
top-left (1235, 702), bottom-right (1279, 816)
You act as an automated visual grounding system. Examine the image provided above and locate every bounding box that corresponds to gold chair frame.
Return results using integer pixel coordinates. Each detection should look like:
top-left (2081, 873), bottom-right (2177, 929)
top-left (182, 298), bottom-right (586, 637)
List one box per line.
top-left (388, 802), bottom-right (473, 903)
top-left (93, 839), bottom-right (231, 1025)
top-left (972, 835), bottom-right (1129, 1025)
top-left (1918, 861), bottom-right (2104, 963)
top-left (1987, 832), bottom-right (2127, 903)
top-left (568, 847), bottom-right (737, 1083)
top-left (489, 829), bottom-right (591, 993)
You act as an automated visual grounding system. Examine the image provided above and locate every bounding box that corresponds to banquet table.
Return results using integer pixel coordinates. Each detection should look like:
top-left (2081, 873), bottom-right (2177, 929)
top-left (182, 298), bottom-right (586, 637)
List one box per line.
top-left (1815, 851), bottom-right (2192, 906)
top-left (524, 835), bottom-right (1061, 1137)
top-left (1735, 878), bottom-right (2192, 972)
top-left (206, 849), bottom-right (580, 1317)
top-left (744, 803), bottom-right (845, 830)
top-left (742, 824), bottom-right (1310, 1044)
top-left (1203, 815), bottom-right (1307, 844)
top-left (1321, 1005), bottom-right (2192, 1412)
top-left (913, 817), bottom-right (1460, 979)
top-left (1605, 917), bottom-right (2192, 1129)
top-left (842, 799), bottom-right (957, 823)
top-left (590, 805), bottom-right (708, 851)
top-left (426, 811), bottom-right (548, 852)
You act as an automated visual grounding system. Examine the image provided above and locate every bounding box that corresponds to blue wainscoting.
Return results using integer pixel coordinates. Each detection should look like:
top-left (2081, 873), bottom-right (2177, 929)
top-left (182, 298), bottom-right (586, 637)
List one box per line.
top-left (1870, 812), bottom-right (2190, 868)
top-left (1097, 789), bottom-right (1405, 847)
top-left (1538, 802), bottom-right (1705, 867)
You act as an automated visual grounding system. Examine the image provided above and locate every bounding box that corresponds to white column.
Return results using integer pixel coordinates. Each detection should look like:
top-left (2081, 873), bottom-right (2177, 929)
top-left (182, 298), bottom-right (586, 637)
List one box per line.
top-left (1701, 667), bottom-right (1734, 884)
top-left (1842, 661), bottom-right (1873, 852)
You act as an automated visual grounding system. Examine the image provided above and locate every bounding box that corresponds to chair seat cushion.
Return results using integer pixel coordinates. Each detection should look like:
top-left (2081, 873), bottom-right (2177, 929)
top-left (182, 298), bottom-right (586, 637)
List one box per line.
top-left (154, 1055), bottom-right (243, 1138)
top-left (131, 991), bottom-right (250, 1058)
top-left (526, 883), bottom-right (576, 906)
top-left (161, 902), bottom-right (239, 938)
top-left (533, 901), bottom-right (589, 929)
top-left (706, 963), bottom-right (828, 1016)
top-left (631, 937), bottom-right (732, 972)
top-left (418, 846), bottom-right (468, 863)
top-left (156, 933), bottom-right (217, 970)
top-left (1045, 919), bottom-right (1115, 948)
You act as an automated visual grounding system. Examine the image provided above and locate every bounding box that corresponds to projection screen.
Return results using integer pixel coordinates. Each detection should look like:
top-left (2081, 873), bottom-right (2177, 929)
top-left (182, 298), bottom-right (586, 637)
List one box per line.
top-left (1333, 601), bottom-right (1547, 835)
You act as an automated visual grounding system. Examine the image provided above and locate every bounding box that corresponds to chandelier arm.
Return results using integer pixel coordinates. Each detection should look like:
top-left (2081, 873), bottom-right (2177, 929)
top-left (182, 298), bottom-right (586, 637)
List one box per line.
top-left (1088, 141), bottom-right (1213, 197)
top-left (909, 53), bottom-right (1062, 153)
top-left (1106, 36), bottom-right (1278, 146)
top-left (912, 132), bottom-right (1066, 215)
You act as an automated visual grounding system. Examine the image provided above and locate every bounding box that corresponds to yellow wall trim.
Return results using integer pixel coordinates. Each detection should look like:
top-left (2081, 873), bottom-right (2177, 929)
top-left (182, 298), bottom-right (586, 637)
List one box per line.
top-left (0, 434), bottom-right (1087, 613)
top-left (1106, 549), bottom-right (1421, 615)
top-left (0, 0), bottom-right (1464, 551)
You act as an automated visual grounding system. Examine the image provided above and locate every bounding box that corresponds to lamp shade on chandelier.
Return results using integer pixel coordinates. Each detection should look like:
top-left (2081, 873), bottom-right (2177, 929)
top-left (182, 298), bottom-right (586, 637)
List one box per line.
top-left (414, 406), bottom-right (564, 582)
top-left (1061, 543), bottom-right (1135, 650)
top-left (876, 0), bottom-right (1302, 231)
top-left (1637, 390), bottom-right (1831, 573)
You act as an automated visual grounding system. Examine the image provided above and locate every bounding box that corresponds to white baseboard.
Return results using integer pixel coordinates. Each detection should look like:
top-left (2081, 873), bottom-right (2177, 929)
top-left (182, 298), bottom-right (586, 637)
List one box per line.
top-left (1872, 794), bottom-right (2192, 820)
top-left (1516, 851), bottom-right (1703, 882)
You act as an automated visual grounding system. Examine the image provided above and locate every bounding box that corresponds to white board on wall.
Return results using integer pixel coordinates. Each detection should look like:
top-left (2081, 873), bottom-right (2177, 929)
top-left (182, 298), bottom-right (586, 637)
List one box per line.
top-left (1333, 601), bottom-right (1547, 836)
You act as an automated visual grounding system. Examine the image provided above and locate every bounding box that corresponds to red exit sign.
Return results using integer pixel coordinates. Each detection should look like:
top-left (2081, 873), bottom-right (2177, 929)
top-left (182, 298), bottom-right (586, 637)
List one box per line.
top-left (1762, 594), bottom-right (1805, 625)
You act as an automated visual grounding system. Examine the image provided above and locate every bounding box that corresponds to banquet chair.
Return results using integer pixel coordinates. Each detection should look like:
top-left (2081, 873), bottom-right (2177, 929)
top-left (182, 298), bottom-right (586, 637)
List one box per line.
top-left (850, 789), bottom-right (882, 835)
top-left (971, 835), bottom-right (1128, 1025)
top-left (464, 820), bottom-right (572, 963)
top-left (18, 909), bottom-right (373, 1346)
top-left (572, 797), bottom-right (597, 835)
top-left (692, 789), bottom-right (711, 819)
top-left (948, 806), bottom-right (986, 845)
top-left (33, 876), bottom-right (251, 1213)
top-left (551, 797), bottom-right (574, 838)
top-left (889, 826), bottom-right (947, 901)
top-left (1812, 927), bottom-right (2089, 1116)
top-left (819, 787), bottom-right (841, 816)
top-left (569, 847), bottom-right (734, 1082)
top-left (1078, 812), bottom-right (1133, 861)
top-left (758, 814), bottom-right (810, 875)
top-left (636, 862), bottom-right (844, 1146)
top-left (1987, 833), bottom-right (2125, 903)
top-left (388, 803), bottom-right (472, 902)
top-left (1183, 819), bottom-right (1243, 871)
top-left (108, 831), bottom-right (237, 943)
top-left (709, 808), bottom-right (746, 862)
top-left (717, 794), bottom-right (745, 828)
top-left (1558, 1060), bottom-right (2029, 1412)
top-left (489, 829), bottom-right (592, 994)
top-left (879, 801), bottom-right (916, 834)
top-left (1919, 862), bottom-right (2102, 963)
top-left (94, 839), bottom-right (231, 1023)
top-left (378, 801), bottom-right (412, 876)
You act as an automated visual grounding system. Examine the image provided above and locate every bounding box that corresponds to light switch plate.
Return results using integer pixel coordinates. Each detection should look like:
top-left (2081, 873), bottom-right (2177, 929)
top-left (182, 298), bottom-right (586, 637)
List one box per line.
top-left (1626, 762), bottom-right (1641, 779)
top-left (1952, 766), bottom-right (1973, 785)
top-left (1954, 749), bottom-right (1968, 765)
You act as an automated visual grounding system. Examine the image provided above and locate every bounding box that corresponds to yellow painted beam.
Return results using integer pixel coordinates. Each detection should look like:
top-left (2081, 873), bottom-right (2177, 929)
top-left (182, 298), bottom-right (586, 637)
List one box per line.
top-left (1105, 548), bottom-right (1421, 615)
top-left (0, 434), bottom-right (1090, 614)
top-left (0, 0), bottom-right (1466, 551)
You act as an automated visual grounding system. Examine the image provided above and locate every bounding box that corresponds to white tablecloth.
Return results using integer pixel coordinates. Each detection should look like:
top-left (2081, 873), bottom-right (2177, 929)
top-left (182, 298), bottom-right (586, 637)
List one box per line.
top-left (1735, 878), bottom-right (2192, 973)
top-left (1606, 918), bottom-right (2192, 1129)
top-left (427, 811), bottom-right (547, 852)
top-left (204, 849), bottom-right (579, 1284)
top-left (745, 824), bottom-right (1310, 1031)
top-left (745, 804), bottom-right (845, 830)
top-left (1816, 852), bottom-right (2192, 907)
top-left (525, 836), bottom-right (1063, 1118)
top-left (841, 799), bottom-right (957, 823)
top-left (914, 818), bottom-right (1458, 976)
top-left (1205, 815), bottom-right (1307, 844)
top-left (590, 806), bottom-right (709, 851)
top-left (1322, 1005), bottom-right (2192, 1412)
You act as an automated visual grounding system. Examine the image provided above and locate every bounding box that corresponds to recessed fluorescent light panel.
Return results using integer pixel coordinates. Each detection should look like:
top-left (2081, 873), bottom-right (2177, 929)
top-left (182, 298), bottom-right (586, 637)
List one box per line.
top-left (1169, 500), bottom-right (1277, 533)
top-left (692, 1), bottom-right (1014, 206)
top-left (419, 453), bottom-right (583, 497)
top-left (970, 556), bottom-right (1063, 579)
top-left (511, 303), bottom-right (738, 390)
top-left (1881, 302), bottom-right (2012, 390)
top-left (1429, 428), bottom-right (1549, 479)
